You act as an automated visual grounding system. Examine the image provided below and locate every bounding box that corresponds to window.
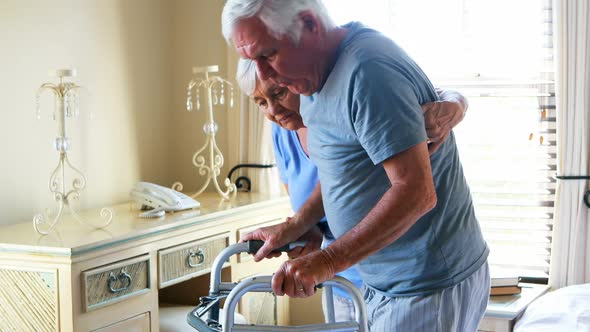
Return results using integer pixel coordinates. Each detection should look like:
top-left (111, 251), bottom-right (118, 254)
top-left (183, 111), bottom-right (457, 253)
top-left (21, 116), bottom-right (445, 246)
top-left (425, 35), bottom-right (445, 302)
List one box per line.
top-left (324, 0), bottom-right (556, 279)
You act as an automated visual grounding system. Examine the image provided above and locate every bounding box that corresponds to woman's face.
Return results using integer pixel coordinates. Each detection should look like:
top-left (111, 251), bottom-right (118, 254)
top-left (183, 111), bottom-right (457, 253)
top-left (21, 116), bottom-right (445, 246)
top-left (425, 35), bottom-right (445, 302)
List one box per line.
top-left (252, 79), bottom-right (303, 131)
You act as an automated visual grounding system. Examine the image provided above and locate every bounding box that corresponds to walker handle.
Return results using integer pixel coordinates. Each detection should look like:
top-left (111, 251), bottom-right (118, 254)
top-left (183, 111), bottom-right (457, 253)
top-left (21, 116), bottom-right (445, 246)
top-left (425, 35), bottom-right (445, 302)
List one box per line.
top-left (247, 240), bottom-right (306, 254)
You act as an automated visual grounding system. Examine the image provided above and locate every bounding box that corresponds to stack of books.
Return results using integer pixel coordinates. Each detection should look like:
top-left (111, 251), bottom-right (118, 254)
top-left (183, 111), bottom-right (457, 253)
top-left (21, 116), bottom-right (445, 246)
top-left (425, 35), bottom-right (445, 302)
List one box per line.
top-left (490, 274), bottom-right (521, 296)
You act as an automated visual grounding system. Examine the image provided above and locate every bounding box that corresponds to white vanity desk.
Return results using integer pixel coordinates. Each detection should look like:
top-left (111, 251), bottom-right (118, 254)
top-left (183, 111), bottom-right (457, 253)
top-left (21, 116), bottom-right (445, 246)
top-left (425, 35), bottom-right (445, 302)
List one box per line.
top-left (0, 192), bottom-right (293, 331)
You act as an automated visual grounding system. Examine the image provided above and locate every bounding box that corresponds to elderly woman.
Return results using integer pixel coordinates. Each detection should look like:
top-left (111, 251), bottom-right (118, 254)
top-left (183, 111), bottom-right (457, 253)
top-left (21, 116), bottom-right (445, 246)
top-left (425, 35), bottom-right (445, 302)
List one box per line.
top-left (236, 58), bottom-right (468, 323)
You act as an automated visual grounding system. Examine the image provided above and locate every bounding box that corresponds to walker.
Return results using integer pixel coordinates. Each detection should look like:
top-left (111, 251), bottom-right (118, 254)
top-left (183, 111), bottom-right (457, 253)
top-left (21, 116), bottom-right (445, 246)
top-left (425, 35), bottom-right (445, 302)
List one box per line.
top-left (187, 240), bottom-right (368, 331)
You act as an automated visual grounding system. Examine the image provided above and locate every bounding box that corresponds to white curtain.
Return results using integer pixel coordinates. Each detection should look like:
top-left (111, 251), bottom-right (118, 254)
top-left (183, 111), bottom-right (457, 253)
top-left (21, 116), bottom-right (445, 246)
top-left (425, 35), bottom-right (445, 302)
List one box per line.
top-left (550, 0), bottom-right (590, 288)
top-left (225, 52), bottom-right (282, 194)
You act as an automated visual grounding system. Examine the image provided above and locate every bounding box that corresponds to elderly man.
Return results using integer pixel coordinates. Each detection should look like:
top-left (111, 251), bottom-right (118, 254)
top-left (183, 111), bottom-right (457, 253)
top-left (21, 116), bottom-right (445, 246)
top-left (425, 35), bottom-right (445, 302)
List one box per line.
top-left (222, 1), bottom-right (489, 330)
top-left (236, 57), bottom-right (469, 323)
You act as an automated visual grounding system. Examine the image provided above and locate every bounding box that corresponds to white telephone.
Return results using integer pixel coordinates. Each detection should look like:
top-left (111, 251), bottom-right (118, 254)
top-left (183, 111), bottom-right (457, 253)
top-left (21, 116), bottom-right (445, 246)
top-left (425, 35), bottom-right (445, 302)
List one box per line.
top-left (130, 182), bottom-right (200, 218)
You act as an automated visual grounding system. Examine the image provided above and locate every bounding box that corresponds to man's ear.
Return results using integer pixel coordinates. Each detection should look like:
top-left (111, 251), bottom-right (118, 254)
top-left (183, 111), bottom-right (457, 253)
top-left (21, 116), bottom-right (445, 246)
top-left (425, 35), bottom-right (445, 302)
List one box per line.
top-left (299, 11), bottom-right (319, 33)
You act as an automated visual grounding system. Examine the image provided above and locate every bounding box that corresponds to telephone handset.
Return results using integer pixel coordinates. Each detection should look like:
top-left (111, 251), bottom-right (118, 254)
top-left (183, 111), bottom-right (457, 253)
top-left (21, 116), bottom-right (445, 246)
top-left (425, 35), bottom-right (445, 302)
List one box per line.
top-left (130, 182), bottom-right (200, 218)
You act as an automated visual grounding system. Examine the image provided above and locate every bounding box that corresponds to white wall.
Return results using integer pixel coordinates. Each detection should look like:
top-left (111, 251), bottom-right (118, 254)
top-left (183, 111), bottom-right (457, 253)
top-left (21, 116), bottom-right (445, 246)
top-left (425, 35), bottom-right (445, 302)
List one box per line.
top-left (0, 0), bottom-right (229, 225)
top-left (169, 0), bottom-right (230, 196)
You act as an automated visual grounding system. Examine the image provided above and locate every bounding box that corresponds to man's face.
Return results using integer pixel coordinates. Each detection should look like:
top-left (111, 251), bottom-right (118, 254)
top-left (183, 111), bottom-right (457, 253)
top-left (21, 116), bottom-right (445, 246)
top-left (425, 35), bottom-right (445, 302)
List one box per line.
top-left (232, 16), bottom-right (321, 96)
top-left (252, 79), bottom-right (303, 131)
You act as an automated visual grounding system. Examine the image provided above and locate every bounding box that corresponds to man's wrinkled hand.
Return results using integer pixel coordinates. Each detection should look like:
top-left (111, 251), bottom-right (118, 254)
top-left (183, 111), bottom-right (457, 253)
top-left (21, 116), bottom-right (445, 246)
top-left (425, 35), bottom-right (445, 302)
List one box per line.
top-left (240, 216), bottom-right (308, 262)
top-left (272, 249), bottom-right (336, 298)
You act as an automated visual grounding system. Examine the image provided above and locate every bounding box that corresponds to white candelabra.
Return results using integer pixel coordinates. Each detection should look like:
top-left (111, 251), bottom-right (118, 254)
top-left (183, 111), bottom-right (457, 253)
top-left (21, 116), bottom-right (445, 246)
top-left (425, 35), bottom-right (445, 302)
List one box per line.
top-left (173, 65), bottom-right (237, 200)
top-left (33, 69), bottom-right (113, 235)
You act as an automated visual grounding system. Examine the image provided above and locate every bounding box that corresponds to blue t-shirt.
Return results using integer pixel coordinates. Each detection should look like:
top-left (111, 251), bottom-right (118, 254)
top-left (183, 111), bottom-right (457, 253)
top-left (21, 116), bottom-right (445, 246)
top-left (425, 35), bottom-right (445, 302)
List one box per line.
top-left (271, 123), bottom-right (363, 298)
top-left (300, 22), bottom-right (489, 297)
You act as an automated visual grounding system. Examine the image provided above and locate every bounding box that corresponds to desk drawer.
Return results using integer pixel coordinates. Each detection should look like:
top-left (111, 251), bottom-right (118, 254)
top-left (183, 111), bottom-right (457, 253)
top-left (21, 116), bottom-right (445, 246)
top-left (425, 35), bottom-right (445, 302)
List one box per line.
top-left (92, 312), bottom-right (150, 332)
top-left (158, 234), bottom-right (229, 288)
top-left (82, 255), bottom-right (150, 312)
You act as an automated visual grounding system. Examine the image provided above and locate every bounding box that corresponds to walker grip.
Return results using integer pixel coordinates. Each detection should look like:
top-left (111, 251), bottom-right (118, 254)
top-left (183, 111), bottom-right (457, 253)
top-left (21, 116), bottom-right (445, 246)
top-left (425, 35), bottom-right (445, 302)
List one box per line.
top-left (246, 240), bottom-right (306, 254)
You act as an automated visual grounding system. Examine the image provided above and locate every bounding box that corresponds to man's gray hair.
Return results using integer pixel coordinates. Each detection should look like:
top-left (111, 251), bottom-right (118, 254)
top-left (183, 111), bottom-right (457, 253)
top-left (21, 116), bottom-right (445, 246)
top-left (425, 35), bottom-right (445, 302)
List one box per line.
top-left (236, 58), bottom-right (258, 96)
top-left (221, 0), bottom-right (335, 45)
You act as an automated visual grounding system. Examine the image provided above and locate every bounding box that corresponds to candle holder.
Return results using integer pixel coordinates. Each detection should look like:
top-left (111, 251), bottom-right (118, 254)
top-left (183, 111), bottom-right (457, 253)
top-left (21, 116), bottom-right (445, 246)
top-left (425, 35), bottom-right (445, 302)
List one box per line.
top-left (33, 69), bottom-right (113, 235)
top-left (173, 65), bottom-right (237, 200)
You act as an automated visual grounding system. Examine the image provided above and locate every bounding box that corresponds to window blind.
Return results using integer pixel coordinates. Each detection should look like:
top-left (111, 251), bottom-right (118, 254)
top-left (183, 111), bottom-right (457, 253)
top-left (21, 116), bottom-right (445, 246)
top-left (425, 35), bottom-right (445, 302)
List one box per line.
top-left (323, 0), bottom-right (557, 279)
top-left (446, 83), bottom-right (556, 279)
top-left (438, 0), bottom-right (556, 279)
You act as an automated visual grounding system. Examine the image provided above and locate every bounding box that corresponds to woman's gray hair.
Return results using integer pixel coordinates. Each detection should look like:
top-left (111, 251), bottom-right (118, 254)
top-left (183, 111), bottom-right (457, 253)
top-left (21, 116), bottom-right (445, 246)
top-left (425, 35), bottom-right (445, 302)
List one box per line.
top-left (236, 58), bottom-right (258, 96)
top-left (222, 0), bottom-right (335, 45)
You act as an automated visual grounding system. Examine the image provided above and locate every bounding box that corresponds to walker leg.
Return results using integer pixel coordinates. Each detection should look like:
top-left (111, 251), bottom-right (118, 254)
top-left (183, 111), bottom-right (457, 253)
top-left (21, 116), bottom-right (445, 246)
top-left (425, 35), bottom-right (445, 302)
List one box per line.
top-left (324, 285), bottom-right (336, 323)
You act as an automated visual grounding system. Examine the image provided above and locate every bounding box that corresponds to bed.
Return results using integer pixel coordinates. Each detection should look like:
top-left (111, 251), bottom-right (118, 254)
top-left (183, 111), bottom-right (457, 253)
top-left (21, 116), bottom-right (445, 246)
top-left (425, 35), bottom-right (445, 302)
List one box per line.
top-left (514, 283), bottom-right (590, 332)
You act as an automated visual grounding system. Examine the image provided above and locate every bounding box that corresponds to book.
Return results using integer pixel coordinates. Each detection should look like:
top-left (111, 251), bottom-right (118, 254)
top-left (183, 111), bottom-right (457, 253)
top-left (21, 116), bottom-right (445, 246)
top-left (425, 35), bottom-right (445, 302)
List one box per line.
top-left (490, 285), bottom-right (522, 296)
top-left (491, 271), bottom-right (520, 287)
top-left (491, 276), bottom-right (520, 287)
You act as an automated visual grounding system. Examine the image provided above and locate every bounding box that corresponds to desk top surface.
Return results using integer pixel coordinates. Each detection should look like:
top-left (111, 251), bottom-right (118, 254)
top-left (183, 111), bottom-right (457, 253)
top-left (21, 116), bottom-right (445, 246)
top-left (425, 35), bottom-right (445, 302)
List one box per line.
top-left (0, 192), bottom-right (289, 257)
top-left (485, 283), bottom-right (551, 319)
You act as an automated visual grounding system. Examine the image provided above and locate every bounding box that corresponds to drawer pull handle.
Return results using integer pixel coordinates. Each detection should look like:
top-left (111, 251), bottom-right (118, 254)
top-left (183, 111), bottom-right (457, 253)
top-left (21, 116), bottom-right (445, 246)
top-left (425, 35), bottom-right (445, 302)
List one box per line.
top-left (108, 270), bottom-right (132, 293)
top-left (187, 248), bottom-right (205, 267)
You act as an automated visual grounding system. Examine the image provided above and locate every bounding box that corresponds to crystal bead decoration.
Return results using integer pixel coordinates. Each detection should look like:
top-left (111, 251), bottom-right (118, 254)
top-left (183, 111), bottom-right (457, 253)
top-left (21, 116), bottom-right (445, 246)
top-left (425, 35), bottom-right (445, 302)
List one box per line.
top-left (220, 84), bottom-right (225, 105)
top-left (65, 91), bottom-right (71, 116)
top-left (203, 121), bottom-right (218, 134)
top-left (186, 90), bottom-right (193, 111)
top-left (73, 93), bottom-right (79, 118)
top-left (186, 97), bottom-right (193, 111)
top-left (54, 137), bottom-right (71, 152)
top-left (229, 87), bottom-right (234, 108)
top-left (212, 88), bottom-right (219, 105)
top-left (65, 90), bottom-right (79, 118)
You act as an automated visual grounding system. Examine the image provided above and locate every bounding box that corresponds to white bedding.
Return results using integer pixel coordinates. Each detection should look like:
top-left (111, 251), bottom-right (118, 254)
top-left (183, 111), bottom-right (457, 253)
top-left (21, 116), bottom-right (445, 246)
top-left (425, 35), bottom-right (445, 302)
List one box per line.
top-left (515, 283), bottom-right (590, 332)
